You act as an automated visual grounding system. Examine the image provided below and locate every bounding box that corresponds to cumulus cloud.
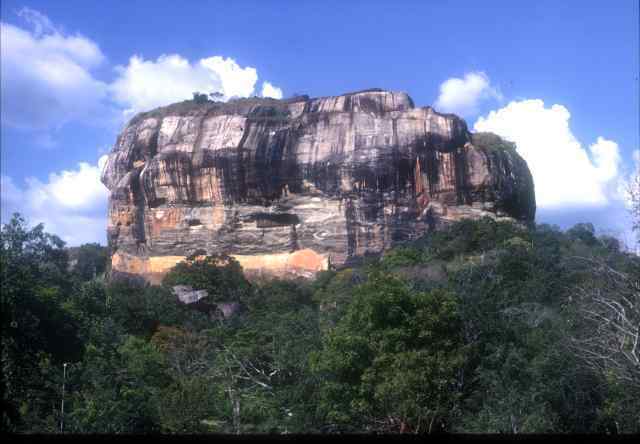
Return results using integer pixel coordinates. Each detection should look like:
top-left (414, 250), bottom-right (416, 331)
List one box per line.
top-left (0, 156), bottom-right (109, 245)
top-left (200, 56), bottom-right (258, 99)
top-left (110, 54), bottom-right (264, 115)
top-left (435, 71), bottom-right (502, 117)
top-left (0, 7), bottom-right (285, 246)
top-left (474, 99), bottom-right (623, 209)
top-left (261, 81), bottom-right (283, 99)
top-left (0, 9), bottom-right (108, 129)
top-left (2, 7), bottom-right (284, 130)
top-left (110, 54), bottom-right (221, 115)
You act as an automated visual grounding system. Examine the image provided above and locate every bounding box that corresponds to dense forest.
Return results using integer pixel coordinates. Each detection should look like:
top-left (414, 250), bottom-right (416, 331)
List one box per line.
top-left (1, 213), bottom-right (639, 434)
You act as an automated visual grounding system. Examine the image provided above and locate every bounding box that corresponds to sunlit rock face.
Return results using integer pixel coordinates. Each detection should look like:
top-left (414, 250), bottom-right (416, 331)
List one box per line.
top-left (101, 89), bottom-right (535, 283)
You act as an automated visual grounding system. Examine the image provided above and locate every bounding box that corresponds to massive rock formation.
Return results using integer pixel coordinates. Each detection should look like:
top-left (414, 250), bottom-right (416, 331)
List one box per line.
top-left (101, 89), bottom-right (535, 283)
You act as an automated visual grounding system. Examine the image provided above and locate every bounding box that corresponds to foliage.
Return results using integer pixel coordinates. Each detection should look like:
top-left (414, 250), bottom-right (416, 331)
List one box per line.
top-left (312, 272), bottom-right (465, 432)
top-left (1, 214), bottom-right (81, 432)
top-left (156, 376), bottom-right (224, 433)
top-left (67, 243), bottom-right (108, 281)
top-left (312, 268), bottom-right (365, 331)
top-left (67, 335), bottom-right (170, 433)
top-left (162, 253), bottom-right (252, 304)
top-left (3, 212), bottom-right (640, 434)
top-left (106, 281), bottom-right (192, 338)
top-left (569, 256), bottom-right (640, 400)
top-left (199, 279), bottom-right (321, 433)
top-left (192, 92), bottom-right (209, 104)
top-left (379, 246), bottom-right (426, 268)
top-left (209, 91), bottom-right (224, 102)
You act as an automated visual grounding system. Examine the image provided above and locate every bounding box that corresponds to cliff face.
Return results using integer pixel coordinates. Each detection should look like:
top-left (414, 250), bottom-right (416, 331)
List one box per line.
top-left (101, 89), bottom-right (535, 283)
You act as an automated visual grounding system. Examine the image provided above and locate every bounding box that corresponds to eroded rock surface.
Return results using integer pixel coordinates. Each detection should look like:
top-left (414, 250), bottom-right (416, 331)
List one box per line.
top-left (101, 89), bottom-right (535, 283)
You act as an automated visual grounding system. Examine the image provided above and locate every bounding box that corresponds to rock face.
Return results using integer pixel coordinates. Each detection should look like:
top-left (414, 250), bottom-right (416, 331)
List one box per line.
top-left (101, 89), bottom-right (535, 283)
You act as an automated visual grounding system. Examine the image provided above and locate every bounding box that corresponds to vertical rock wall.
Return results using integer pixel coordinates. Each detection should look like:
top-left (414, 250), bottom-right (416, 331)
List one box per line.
top-left (101, 89), bottom-right (535, 283)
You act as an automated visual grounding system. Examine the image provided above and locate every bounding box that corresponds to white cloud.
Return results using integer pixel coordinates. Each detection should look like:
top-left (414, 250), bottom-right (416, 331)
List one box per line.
top-left (0, 11), bottom-right (108, 129)
top-left (200, 56), bottom-right (258, 99)
top-left (0, 156), bottom-right (109, 245)
top-left (2, 7), bottom-right (283, 131)
top-left (17, 7), bottom-right (56, 36)
top-left (589, 137), bottom-right (621, 183)
top-left (474, 99), bottom-right (623, 209)
top-left (110, 54), bottom-right (221, 115)
top-left (261, 81), bottom-right (283, 99)
top-left (435, 71), bottom-right (502, 117)
top-left (110, 54), bottom-right (265, 115)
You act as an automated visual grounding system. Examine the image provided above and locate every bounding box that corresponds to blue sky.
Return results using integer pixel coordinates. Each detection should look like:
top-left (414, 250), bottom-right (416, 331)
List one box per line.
top-left (1, 0), bottom-right (638, 247)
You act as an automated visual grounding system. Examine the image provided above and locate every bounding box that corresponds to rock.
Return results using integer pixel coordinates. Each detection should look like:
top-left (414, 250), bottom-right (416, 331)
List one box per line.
top-left (171, 285), bottom-right (241, 319)
top-left (215, 302), bottom-right (242, 319)
top-left (102, 89), bottom-right (536, 283)
top-left (172, 285), bottom-right (208, 304)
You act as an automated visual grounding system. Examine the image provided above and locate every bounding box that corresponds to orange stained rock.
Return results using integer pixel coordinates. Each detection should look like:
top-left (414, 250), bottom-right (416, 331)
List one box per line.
top-left (148, 255), bottom-right (187, 272)
top-left (111, 252), bottom-right (147, 274)
top-left (286, 248), bottom-right (328, 272)
top-left (112, 252), bottom-right (185, 275)
top-left (111, 249), bottom-right (329, 283)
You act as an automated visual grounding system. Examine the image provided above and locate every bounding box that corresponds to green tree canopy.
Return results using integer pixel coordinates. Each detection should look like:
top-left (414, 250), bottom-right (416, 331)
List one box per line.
top-left (312, 272), bottom-right (466, 433)
top-left (162, 253), bottom-right (252, 304)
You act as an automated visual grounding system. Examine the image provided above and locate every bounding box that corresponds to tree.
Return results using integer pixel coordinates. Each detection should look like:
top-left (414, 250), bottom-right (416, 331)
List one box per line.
top-left (162, 253), bottom-right (252, 305)
top-left (442, 220), bottom-right (617, 433)
top-left (67, 335), bottom-right (169, 433)
top-left (1, 214), bottom-right (81, 431)
top-left (567, 254), bottom-right (640, 433)
top-left (205, 280), bottom-right (320, 433)
top-left (209, 91), bottom-right (224, 102)
top-left (106, 281), bottom-right (191, 338)
top-left (570, 257), bottom-right (640, 388)
top-left (312, 272), bottom-right (465, 433)
top-left (5, 211), bottom-right (640, 434)
top-left (148, 279), bottom-right (320, 434)
top-left (156, 376), bottom-right (223, 433)
top-left (192, 92), bottom-right (209, 104)
top-left (567, 223), bottom-right (598, 246)
top-left (69, 243), bottom-right (108, 281)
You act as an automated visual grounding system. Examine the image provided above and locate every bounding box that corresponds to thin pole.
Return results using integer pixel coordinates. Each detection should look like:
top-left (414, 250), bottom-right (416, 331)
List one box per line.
top-left (60, 363), bottom-right (67, 433)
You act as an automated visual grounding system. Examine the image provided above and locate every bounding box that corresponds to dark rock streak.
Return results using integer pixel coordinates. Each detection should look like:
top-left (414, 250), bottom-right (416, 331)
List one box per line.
top-left (101, 89), bottom-right (535, 282)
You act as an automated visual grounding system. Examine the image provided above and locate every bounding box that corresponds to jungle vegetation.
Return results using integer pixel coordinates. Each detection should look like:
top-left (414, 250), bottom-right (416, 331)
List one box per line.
top-left (2, 213), bottom-right (639, 434)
